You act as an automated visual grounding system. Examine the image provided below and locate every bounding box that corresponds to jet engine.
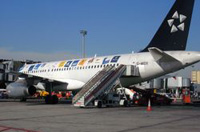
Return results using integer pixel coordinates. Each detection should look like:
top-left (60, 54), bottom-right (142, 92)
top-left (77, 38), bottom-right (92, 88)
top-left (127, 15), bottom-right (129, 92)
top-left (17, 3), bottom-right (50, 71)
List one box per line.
top-left (6, 79), bottom-right (36, 98)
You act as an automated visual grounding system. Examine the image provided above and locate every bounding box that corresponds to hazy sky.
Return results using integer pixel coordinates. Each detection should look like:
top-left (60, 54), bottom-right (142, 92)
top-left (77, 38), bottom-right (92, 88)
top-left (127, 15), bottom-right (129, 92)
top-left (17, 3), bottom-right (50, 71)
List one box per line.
top-left (0, 0), bottom-right (200, 77)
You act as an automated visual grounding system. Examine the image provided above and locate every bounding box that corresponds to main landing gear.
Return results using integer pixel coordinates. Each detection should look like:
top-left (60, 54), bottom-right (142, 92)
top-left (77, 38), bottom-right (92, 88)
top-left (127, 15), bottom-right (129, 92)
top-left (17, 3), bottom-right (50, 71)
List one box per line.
top-left (20, 97), bottom-right (27, 102)
top-left (45, 81), bottom-right (58, 104)
top-left (45, 95), bottom-right (58, 104)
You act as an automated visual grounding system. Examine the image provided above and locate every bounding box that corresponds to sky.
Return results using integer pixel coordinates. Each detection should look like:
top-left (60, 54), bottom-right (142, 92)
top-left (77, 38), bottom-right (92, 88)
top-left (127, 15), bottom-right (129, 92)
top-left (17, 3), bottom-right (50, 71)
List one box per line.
top-left (0, 0), bottom-right (200, 77)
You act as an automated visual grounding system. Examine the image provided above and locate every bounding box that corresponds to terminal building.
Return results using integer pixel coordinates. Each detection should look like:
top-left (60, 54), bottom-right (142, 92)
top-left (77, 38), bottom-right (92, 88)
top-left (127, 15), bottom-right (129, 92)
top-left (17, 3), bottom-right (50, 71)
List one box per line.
top-left (191, 71), bottom-right (200, 84)
top-left (191, 71), bottom-right (200, 96)
top-left (134, 76), bottom-right (191, 99)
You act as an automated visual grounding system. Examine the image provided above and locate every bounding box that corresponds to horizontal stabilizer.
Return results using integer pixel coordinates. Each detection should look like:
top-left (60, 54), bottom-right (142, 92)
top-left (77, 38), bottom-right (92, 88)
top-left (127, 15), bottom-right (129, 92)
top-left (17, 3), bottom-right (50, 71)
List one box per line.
top-left (148, 47), bottom-right (179, 62)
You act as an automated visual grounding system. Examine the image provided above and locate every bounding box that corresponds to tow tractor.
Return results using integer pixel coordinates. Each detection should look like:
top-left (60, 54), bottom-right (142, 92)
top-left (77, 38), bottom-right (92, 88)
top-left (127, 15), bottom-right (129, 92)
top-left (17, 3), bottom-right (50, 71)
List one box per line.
top-left (94, 87), bottom-right (134, 108)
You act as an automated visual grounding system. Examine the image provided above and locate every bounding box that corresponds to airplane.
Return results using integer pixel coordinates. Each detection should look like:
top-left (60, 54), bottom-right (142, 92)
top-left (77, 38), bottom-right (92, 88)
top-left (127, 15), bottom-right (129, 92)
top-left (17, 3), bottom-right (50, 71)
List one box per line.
top-left (6, 0), bottom-right (199, 104)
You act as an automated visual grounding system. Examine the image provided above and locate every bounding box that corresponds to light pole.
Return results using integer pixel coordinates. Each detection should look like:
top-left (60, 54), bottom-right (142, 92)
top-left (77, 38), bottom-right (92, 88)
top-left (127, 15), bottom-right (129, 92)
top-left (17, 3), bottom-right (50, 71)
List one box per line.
top-left (80, 30), bottom-right (87, 58)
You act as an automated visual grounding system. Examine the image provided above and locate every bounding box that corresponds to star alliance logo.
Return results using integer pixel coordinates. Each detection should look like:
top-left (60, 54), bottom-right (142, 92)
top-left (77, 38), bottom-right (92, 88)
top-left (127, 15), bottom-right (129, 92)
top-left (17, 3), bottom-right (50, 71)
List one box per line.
top-left (168, 11), bottom-right (187, 33)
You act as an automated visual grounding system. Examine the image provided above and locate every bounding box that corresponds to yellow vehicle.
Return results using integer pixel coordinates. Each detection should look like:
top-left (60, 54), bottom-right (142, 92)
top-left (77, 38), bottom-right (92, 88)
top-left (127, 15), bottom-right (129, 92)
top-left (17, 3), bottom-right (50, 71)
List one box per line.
top-left (39, 91), bottom-right (49, 97)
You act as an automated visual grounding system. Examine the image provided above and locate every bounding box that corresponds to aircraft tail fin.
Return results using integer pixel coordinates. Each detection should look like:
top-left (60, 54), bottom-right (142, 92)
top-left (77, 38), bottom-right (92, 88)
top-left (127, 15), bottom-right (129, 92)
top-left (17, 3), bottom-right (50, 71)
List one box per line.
top-left (141, 0), bottom-right (195, 52)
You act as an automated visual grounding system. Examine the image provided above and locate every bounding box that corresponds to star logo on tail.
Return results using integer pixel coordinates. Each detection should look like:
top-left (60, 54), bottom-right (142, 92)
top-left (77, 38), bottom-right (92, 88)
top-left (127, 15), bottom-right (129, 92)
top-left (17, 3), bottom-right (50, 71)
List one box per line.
top-left (168, 11), bottom-right (187, 33)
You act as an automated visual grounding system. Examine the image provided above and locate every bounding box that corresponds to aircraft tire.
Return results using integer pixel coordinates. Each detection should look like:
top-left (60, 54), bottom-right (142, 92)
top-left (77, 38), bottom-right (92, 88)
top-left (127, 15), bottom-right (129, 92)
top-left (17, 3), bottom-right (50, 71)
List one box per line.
top-left (20, 97), bottom-right (27, 102)
top-left (45, 95), bottom-right (52, 104)
top-left (124, 100), bottom-right (128, 107)
top-left (97, 101), bottom-right (102, 108)
top-left (52, 95), bottom-right (58, 104)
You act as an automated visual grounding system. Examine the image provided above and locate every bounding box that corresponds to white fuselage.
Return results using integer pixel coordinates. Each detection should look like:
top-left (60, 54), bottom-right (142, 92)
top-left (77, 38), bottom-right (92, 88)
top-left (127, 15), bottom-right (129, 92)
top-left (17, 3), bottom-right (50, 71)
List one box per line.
top-left (19, 51), bottom-right (200, 90)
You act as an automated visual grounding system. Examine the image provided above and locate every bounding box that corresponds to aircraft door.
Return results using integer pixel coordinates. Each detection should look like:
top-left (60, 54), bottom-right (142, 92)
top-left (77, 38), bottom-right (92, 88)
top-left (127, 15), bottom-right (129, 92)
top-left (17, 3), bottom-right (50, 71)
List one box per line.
top-left (125, 54), bottom-right (140, 77)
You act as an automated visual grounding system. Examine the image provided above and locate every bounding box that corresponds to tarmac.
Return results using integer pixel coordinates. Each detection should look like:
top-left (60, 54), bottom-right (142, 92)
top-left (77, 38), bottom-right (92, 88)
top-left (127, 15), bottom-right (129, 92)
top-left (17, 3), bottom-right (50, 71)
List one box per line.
top-left (0, 99), bottom-right (200, 132)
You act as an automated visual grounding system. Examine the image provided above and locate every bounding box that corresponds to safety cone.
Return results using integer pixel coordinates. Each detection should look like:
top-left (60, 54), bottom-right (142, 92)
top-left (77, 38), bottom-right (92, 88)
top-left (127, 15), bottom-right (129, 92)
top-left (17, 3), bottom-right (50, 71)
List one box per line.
top-left (147, 99), bottom-right (152, 111)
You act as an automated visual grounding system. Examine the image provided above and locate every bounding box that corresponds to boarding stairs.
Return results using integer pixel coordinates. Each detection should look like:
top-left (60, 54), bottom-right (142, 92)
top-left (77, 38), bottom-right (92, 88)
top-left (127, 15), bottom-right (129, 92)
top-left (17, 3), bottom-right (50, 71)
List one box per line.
top-left (73, 65), bottom-right (126, 107)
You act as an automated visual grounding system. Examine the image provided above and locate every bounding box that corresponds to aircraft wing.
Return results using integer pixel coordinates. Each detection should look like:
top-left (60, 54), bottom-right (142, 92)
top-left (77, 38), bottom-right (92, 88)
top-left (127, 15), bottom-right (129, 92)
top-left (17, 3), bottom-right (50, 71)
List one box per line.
top-left (8, 70), bottom-right (68, 85)
top-left (8, 70), bottom-right (85, 91)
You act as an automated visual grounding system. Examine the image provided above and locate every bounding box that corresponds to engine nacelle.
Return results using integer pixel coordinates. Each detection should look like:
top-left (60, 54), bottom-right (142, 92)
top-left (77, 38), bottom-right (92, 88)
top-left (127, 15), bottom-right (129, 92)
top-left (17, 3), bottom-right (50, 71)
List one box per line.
top-left (6, 80), bottom-right (36, 98)
top-left (28, 85), bottom-right (37, 96)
